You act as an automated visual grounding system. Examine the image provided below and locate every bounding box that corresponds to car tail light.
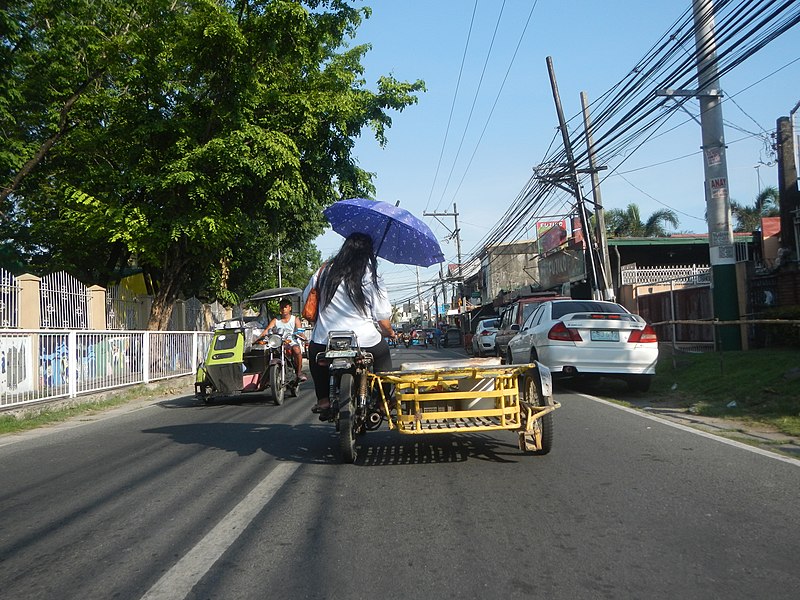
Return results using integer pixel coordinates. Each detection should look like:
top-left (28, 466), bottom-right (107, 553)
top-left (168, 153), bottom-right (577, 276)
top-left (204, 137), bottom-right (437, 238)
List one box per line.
top-left (479, 329), bottom-right (490, 335)
top-left (548, 322), bottom-right (582, 341)
top-left (629, 324), bottom-right (658, 343)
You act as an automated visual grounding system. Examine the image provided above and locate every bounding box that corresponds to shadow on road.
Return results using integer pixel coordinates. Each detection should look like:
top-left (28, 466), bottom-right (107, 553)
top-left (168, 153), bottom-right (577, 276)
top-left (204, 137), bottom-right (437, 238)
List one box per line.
top-left (156, 393), bottom-right (292, 409)
top-left (142, 405), bottom-right (537, 466)
top-left (355, 429), bottom-right (536, 466)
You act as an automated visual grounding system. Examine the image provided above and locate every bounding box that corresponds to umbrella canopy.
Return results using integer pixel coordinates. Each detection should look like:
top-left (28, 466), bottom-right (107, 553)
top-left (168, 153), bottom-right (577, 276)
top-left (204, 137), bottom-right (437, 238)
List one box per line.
top-left (323, 198), bottom-right (445, 267)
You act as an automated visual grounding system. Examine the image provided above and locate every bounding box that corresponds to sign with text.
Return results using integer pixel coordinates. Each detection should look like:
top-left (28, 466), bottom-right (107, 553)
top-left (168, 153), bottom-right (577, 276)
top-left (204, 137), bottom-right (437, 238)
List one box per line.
top-left (536, 220), bottom-right (567, 254)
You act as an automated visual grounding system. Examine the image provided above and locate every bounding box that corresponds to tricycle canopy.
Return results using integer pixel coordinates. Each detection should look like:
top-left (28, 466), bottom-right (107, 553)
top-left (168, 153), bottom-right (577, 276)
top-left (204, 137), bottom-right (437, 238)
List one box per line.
top-left (248, 287), bottom-right (302, 302)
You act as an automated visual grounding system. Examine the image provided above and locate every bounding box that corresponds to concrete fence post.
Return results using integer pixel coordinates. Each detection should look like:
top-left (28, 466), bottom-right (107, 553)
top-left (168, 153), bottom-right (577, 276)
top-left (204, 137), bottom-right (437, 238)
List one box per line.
top-left (87, 285), bottom-right (107, 330)
top-left (17, 273), bottom-right (41, 329)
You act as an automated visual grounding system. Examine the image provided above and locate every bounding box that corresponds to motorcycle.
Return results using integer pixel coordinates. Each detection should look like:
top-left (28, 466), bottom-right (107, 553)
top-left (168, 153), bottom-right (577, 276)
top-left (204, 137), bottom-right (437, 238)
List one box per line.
top-left (265, 327), bottom-right (306, 405)
top-left (318, 330), bottom-right (387, 463)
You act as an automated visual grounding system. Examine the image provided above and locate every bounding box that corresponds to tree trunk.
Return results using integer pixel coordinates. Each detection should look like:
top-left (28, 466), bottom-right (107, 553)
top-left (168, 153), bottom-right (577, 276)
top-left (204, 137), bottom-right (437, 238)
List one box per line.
top-left (147, 241), bottom-right (190, 330)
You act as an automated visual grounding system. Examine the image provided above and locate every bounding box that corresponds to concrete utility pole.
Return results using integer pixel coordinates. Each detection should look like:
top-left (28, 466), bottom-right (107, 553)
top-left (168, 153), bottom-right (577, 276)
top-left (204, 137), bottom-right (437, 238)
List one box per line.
top-left (416, 266), bottom-right (423, 325)
top-left (580, 91), bottom-right (614, 301)
top-left (424, 204), bottom-right (463, 311)
top-left (692, 0), bottom-right (739, 350)
top-left (659, 0), bottom-right (740, 349)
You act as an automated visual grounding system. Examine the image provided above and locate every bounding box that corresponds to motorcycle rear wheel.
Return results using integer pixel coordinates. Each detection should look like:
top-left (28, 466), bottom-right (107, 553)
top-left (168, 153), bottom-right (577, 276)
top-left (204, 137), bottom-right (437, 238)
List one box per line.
top-left (338, 373), bottom-right (357, 463)
top-left (270, 363), bottom-right (285, 405)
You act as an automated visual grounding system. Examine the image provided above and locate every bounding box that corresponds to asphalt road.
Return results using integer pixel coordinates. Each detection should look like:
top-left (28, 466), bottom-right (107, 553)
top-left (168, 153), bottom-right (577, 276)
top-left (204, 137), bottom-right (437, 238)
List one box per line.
top-left (1, 344), bottom-right (799, 600)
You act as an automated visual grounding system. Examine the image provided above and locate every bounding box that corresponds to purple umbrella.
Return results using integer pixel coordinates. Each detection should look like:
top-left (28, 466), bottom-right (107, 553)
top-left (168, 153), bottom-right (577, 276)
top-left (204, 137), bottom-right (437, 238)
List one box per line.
top-left (323, 198), bottom-right (445, 267)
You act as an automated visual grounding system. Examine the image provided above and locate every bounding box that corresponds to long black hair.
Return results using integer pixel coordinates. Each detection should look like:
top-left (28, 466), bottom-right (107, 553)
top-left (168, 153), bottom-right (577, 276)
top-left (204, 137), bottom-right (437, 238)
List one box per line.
top-left (320, 233), bottom-right (379, 315)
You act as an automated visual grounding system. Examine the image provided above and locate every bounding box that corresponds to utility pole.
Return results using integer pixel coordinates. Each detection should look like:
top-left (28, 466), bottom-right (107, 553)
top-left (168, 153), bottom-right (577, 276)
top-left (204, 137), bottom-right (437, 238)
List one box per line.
top-left (655, 0), bottom-right (740, 350)
top-left (415, 266), bottom-right (423, 325)
top-left (546, 56), bottom-right (601, 300)
top-left (580, 91), bottom-right (614, 301)
top-left (424, 203), bottom-right (463, 312)
top-left (692, 0), bottom-right (739, 350)
top-left (776, 115), bottom-right (799, 262)
top-left (277, 246), bottom-right (282, 287)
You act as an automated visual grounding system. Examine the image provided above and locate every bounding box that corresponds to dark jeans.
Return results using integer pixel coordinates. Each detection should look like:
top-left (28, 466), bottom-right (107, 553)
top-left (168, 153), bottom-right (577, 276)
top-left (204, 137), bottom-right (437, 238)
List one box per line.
top-left (308, 339), bottom-right (393, 401)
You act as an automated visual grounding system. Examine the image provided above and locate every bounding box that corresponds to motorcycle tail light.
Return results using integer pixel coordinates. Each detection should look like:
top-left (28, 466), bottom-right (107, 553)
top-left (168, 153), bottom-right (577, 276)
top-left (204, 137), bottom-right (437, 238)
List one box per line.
top-left (267, 334), bottom-right (282, 349)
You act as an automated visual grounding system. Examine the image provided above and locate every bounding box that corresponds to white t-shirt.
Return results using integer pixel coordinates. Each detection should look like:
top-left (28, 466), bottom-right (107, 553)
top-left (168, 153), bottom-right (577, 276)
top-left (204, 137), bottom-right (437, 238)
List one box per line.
top-left (273, 315), bottom-right (297, 336)
top-left (303, 267), bottom-right (391, 347)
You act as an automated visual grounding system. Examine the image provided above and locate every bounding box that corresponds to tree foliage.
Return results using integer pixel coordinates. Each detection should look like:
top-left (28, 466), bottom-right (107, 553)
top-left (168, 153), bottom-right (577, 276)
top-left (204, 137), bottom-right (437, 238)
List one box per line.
top-left (0, 0), bottom-right (424, 328)
top-left (605, 203), bottom-right (679, 237)
top-left (730, 186), bottom-right (780, 233)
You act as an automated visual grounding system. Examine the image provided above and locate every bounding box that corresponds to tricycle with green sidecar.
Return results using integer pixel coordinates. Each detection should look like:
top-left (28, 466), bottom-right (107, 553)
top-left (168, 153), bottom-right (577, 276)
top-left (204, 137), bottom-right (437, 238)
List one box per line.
top-left (194, 287), bottom-right (306, 405)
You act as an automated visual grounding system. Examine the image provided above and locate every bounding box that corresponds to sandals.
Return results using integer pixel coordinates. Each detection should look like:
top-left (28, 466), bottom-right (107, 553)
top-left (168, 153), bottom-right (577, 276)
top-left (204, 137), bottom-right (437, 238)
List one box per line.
top-left (311, 402), bottom-right (331, 414)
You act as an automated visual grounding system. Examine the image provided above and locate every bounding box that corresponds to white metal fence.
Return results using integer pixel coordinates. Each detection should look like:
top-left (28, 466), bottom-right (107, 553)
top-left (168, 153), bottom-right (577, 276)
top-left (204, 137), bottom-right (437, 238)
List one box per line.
top-left (40, 271), bottom-right (91, 329)
top-left (0, 270), bottom-right (19, 328)
top-left (621, 264), bottom-right (711, 286)
top-left (0, 330), bottom-right (212, 410)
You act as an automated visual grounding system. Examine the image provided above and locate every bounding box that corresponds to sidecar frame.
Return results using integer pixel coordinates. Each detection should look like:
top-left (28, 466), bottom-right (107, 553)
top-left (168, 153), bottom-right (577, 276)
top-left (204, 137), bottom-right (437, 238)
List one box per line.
top-left (371, 358), bottom-right (559, 454)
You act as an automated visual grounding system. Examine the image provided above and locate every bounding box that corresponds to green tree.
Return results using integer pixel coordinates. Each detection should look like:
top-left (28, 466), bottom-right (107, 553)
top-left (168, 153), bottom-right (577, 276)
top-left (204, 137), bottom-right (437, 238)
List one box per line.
top-left (1, 0), bottom-right (424, 328)
top-left (605, 203), bottom-right (679, 237)
top-left (730, 186), bottom-right (780, 232)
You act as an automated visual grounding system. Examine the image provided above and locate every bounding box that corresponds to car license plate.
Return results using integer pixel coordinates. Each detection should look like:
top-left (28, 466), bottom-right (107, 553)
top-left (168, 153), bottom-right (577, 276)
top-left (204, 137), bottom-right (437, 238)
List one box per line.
top-left (590, 329), bottom-right (619, 342)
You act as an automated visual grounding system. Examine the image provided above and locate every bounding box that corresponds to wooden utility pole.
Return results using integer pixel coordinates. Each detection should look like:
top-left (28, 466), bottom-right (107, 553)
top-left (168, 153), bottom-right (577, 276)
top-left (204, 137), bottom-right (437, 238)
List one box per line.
top-left (580, 91), bottom-right (614, 301)
top-left (546, 56), bottom-right (601, 299)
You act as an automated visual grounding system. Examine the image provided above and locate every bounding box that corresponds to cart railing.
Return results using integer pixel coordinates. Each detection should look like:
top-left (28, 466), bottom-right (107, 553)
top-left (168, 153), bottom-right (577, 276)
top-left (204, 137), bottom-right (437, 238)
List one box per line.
top-left (371, 359), bottom-right (558, 440)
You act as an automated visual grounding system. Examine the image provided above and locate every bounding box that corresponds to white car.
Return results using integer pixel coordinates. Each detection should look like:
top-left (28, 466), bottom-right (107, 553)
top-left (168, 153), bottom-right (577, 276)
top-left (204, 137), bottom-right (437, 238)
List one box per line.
top-left (507, 300), bottom-right (658, 391)
top-left (471, 317), bottom-right (500, 357)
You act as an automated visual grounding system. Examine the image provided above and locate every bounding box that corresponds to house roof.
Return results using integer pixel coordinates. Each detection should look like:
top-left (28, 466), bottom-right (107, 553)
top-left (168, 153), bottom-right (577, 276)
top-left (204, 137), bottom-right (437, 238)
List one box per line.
top-left (608, 233), bottom-right (753, 246)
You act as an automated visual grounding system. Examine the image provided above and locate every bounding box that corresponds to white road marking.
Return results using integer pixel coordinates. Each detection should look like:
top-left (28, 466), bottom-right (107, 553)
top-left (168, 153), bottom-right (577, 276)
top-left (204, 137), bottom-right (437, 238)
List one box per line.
top-left (140, 461), bottom-right (300, 600)
top-left (575, 391), bottom-right (800, 467)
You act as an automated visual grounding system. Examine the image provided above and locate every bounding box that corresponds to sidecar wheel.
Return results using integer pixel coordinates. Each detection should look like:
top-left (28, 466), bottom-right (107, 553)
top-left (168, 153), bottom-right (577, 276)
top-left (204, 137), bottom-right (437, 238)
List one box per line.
top-left (338, 373), bottom-right (357, 463)
top-left (521, 374), bottom-right (553, 455)
top-left (270, 364), bottom-right (285, 405)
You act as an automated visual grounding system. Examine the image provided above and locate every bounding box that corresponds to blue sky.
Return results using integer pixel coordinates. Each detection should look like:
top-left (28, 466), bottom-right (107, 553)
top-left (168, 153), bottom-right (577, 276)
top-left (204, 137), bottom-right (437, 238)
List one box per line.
top-left (313, 1), bottom-right (800, 304)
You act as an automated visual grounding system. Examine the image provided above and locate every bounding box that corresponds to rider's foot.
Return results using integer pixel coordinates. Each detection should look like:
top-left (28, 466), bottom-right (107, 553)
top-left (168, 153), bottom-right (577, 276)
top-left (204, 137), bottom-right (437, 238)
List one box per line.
top-left (311, 400), bottom-right (330, 413)
top-left (296, 373), bottom-right (307, 382)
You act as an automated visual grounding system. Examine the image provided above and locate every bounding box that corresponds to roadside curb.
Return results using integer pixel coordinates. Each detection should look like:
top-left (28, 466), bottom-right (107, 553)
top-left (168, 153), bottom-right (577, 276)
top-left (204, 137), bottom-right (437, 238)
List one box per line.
top-left (639, 405), bottom-right (800, 459)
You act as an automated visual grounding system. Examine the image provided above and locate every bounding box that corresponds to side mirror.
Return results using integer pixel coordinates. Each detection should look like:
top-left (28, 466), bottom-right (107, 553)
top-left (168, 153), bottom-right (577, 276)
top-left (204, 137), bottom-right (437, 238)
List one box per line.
top-left (511, 324), bottom-right (520, 332)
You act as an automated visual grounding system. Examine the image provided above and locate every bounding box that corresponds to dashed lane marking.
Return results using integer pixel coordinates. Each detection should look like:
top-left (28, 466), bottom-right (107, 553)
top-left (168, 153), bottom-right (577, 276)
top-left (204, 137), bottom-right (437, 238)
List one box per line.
top-left (140, 461), bottom-right (300, 600)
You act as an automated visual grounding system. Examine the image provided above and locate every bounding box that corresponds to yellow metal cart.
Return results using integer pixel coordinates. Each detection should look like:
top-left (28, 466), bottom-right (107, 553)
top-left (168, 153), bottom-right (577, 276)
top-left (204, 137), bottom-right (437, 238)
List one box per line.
top-left (371, 358), bottom-right (559, 454)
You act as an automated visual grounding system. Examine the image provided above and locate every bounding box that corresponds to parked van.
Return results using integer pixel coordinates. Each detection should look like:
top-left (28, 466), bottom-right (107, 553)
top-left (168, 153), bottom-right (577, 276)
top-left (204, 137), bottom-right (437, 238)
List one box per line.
top-left (494, 293), bottom-right (568, 361)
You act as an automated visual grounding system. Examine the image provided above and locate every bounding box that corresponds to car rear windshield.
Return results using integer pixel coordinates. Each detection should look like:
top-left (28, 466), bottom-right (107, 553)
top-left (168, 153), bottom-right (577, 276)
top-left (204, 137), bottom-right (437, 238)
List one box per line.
top-left (481, 319), bottom-right (499, 329)
top-left (551, 301), bottom-right (628, 319)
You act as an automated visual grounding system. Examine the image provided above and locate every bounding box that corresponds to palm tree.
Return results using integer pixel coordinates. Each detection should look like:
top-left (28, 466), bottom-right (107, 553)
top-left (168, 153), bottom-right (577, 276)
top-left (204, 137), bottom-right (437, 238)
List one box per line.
top-left (605, 203), bottom-right (679, 237)
top-left (730, 186), bottom-right (779, 232)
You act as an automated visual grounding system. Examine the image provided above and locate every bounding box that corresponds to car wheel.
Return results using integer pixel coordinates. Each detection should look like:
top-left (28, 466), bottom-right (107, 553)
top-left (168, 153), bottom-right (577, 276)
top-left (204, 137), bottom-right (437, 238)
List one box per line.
top-left (626, 374), bottom-right (652, 393)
